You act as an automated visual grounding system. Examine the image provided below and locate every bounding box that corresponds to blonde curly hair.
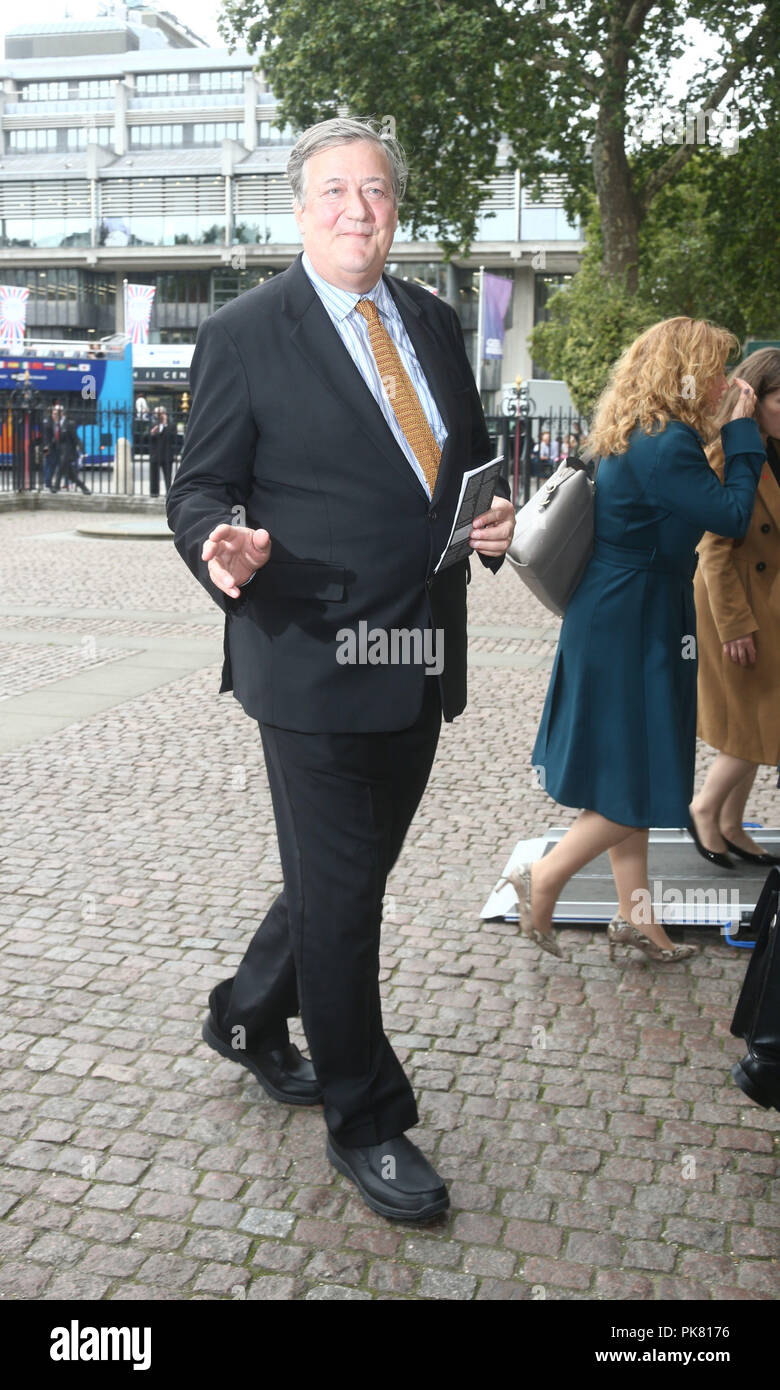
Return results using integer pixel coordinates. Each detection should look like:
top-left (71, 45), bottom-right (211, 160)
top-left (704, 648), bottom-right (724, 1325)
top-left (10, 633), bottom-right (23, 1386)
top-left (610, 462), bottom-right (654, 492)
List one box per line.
top-left (584, 316), bottom-right (740, 462)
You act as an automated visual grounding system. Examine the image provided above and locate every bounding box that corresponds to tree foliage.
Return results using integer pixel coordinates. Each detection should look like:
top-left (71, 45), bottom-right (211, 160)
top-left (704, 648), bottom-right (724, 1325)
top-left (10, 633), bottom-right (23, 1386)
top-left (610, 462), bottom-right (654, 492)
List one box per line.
top-left (531, 122), bottom-right (780, 413)
top-left (219, 0), bottom-right (774, 276)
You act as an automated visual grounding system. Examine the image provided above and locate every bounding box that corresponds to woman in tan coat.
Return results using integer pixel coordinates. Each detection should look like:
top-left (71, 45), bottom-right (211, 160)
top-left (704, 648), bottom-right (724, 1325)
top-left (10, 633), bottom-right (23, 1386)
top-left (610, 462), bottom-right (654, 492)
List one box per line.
top-left (690, 349), bottom-right (780, 866)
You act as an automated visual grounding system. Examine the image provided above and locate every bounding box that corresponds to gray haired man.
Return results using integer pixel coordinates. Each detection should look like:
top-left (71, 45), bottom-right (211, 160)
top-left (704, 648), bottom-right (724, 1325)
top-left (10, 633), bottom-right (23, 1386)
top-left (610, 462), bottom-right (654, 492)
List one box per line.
top-left (166, 117), bottom-right (514, 1221)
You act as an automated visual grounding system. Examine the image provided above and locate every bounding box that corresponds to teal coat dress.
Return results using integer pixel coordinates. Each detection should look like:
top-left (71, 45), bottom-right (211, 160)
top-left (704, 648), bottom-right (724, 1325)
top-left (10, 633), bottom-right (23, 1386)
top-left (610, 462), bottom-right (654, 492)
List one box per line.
top-left (532, 417), bottom-right (766, 828)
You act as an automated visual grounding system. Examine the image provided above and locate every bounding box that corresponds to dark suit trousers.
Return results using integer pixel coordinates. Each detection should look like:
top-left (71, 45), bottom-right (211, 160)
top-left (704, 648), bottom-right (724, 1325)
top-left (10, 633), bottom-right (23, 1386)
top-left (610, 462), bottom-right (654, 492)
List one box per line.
top-left (211, 677), bottom-right (442, 1146)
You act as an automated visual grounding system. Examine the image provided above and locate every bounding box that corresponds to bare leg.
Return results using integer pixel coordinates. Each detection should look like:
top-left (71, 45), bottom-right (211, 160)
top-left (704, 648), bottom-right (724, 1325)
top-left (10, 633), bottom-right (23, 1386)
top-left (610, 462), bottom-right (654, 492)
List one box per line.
top-left (608, 829), bottom-right (679, 951)
top-left (719, 763), bottom-right (763, 853)
top-left (530, 809), bottom-right (639, 936)
top-left (690, 753), bottom-right (756, 852)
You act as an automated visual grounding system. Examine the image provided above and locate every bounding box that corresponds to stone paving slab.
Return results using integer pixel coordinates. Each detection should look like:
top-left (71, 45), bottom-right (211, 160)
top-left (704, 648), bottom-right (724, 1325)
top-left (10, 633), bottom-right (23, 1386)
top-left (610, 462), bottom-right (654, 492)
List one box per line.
top-left (0, 507), bottom-right (778, 1302)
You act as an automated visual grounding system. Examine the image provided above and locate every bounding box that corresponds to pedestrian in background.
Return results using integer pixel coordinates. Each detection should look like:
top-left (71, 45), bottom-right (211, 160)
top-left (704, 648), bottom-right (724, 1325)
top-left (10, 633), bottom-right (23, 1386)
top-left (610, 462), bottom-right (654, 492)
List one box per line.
top-left (689, 348), bottom-right (780, 868)
top-left (500, 316), bottom-right (765, 963)
top-left (148, 407), bottom-right (177, 496)
top-left (44, 403), bottom-right (90, 494)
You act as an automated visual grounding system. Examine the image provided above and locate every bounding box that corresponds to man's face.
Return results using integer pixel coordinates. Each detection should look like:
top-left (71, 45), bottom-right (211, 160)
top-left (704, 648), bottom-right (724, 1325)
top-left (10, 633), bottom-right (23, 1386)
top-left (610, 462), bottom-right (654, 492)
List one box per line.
top-left (294, 140), bottom-right (399, 293)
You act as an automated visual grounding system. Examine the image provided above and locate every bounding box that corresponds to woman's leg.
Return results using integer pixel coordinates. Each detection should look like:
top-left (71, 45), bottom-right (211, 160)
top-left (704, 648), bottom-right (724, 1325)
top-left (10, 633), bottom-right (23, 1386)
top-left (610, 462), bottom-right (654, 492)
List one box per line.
top-left (718, 762), bottom-right (763, 853)
top-left (607, 829), bottom-right (680, 950)
top-left (530, 810), bottom-right (638, 935)
top-left (690, 753), bottom-right (757, 852)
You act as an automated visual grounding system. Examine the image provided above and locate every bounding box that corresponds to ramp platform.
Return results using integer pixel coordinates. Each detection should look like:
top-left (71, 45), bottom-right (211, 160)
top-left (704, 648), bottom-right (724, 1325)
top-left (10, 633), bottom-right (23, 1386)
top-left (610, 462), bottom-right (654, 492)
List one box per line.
top-left (482, 826), bottom-right (780, 944)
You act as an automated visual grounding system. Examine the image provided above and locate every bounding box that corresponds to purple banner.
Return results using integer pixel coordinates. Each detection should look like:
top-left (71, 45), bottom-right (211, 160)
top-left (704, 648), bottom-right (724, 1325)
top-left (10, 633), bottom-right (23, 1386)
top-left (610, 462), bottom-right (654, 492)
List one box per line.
top-left (482, 272), bottom-right (513, 360)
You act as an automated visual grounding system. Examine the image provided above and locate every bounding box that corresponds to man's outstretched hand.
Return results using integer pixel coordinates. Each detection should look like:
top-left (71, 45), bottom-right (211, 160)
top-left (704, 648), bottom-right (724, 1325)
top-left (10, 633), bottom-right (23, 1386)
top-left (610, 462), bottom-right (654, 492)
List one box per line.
top-left (202, 524), bottom-right (271, 598)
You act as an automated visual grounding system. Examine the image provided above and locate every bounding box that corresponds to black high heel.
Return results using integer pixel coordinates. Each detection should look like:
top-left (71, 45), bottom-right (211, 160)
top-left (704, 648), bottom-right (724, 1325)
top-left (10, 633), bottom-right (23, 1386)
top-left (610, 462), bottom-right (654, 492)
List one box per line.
top-left (722, 837), bottom-right (780, 867)
top-left (687, 812), bottom-right (734, 869)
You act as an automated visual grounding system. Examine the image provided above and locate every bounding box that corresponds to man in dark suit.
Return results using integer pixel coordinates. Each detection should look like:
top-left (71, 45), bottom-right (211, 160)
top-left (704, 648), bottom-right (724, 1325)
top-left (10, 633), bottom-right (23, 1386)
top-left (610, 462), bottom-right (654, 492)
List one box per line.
top-left (148, 407), bottom-right (177, 496)
top-left (43, 403), bottom-right (90, 494)
top-left (166, 118), bottom-right (514, 1221)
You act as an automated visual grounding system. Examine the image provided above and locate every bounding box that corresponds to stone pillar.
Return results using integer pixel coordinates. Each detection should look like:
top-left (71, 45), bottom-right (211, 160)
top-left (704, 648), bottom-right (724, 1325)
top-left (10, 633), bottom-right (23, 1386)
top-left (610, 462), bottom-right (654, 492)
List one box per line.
top-left (243, 74), bottom-right (258, 150)
top-left (114, 79), bottom-right (129, 156)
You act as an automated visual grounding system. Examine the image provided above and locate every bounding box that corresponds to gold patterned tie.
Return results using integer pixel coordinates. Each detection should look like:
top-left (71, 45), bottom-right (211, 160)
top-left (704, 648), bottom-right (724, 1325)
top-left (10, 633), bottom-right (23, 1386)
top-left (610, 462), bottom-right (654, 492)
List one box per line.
top-left (354, 297), bottom-right (441, 496)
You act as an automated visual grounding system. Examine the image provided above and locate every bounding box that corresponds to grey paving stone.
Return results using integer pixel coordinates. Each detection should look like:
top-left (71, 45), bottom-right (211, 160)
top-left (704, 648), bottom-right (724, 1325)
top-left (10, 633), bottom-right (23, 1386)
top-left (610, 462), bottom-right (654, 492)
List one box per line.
top-left (1, 526), bottom-right (778, 1302)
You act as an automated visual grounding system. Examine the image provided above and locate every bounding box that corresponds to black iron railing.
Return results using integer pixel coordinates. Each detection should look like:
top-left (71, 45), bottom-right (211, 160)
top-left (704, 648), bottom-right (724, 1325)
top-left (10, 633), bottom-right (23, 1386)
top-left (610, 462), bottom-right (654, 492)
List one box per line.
top-left (2, 399), bottom-right (591, 503)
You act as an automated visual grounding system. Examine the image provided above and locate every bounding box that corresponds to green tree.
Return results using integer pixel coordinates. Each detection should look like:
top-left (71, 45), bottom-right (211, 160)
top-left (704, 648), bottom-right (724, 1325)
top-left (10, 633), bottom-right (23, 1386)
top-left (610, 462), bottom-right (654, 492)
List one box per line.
top-left (530, 212), bottom-right (658, 413)
top-left (532, 125), bottom-right (780, 413)
top-left (219, 0), bottom-right (774, 283)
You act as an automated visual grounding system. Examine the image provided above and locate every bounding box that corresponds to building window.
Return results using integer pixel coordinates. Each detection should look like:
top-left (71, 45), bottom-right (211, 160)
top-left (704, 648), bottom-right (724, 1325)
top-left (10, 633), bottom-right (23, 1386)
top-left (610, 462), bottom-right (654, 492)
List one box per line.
top-left (199, 71), bottom-right (245, 92)
top-left (135, 73), bottom-right (191, 94)
top-left (76, 79), bottom-right (114, 100)
top-left (130, 125), bottom-right (186, 148)
top-left (257, 120), bottom-right (297, 145)
top-left (532, 273), bottom-right (573, 379)
top-left (66, 127), bottom-right (115, 151)
top-left (8, 128), bottom-right (114, 154)
top-left (20, 81), bottom-right (69, 101)
top-left (8, 129), bottom-right (58, 152)
top-left (190, 122), bottom-right (242, 145)
top-left (212, 267), bottom-right (281, 309)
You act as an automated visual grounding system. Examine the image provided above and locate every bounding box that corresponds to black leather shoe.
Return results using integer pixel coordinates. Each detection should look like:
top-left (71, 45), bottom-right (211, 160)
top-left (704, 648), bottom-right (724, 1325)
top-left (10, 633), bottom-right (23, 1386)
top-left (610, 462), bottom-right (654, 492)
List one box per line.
top-left (327, 1132), bottom-right (449, 1222)
top-left (201, 1011), bottom-right (322, 1106)
top-left (732, 1052), bottom-right (780, 1112)
top-left (687, 814), bottom-right (734, 869)
top-left (722, 837), bottom-right (780, 867)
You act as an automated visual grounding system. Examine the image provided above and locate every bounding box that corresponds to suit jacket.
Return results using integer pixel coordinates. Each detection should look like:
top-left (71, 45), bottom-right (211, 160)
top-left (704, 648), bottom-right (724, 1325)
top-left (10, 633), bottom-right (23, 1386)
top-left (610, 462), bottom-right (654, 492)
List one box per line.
top-left (149, 423), bottom-right (177, 467)
top-left (43, 416), bottom-right (80, 465)
top-left (166, 252), bottom-right (509, 733)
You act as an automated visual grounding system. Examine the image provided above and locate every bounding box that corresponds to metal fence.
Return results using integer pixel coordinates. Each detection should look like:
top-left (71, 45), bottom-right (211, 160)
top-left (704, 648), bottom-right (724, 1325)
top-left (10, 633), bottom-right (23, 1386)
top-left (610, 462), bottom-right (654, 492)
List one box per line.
top-left (485, 408), bottom-right (593, 506)
top-left (0, 400), bottom-right (190, 497)
top-left (2, 398), bottom-right (590, 504)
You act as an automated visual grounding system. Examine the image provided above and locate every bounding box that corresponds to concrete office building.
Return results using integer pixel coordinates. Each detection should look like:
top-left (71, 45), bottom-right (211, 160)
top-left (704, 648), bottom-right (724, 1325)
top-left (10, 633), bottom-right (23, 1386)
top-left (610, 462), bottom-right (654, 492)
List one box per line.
top-left (0, 4), bottom-right (584, 405)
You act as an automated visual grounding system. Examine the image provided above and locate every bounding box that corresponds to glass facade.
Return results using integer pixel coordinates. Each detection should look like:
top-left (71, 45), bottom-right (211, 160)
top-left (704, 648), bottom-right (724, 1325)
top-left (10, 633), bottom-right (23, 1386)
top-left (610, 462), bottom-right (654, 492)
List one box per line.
top-left (212, 266), bottom-right (281, 310)
top-left (135, 71), bottom-right (246, 95)
top-left (129, 125), bottom-right (185, 148)
top-left (8, 127), bottom-right (115, 153)
top-left (136, 72), bottom-right (191, 94)
top-left (257, 120), bottom-right (297, 145)
top-left (0, 219), bottom-right (92, 249)
top-left (98, 217), bottom-right (226, 248)
top-left (20, 81), bottom-right (69, 101)
top-left (0, 267), bottom-right (116, 335)
top-left (129, 122), bottom-right (243, 147)
top-left (19, 79), bottom-right (114, 101)
top-left (532, 272), bottom-right (573, 378)
top-left (190, 122), bottom-right (242, 144)
top-left (199, 71), bottom-right (244, 92)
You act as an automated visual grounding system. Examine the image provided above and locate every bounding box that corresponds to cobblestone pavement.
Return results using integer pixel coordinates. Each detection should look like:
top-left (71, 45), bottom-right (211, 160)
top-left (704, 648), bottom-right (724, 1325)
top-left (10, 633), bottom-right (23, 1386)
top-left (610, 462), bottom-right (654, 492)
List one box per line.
top-left (1, 505), bottom-right (778, 1302)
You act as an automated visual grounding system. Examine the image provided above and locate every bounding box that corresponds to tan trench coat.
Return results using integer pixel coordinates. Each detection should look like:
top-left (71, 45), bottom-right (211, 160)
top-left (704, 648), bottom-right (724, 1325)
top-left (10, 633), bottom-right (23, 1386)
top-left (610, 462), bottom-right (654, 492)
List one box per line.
top-left (694, 443), bottom-right (780, 765)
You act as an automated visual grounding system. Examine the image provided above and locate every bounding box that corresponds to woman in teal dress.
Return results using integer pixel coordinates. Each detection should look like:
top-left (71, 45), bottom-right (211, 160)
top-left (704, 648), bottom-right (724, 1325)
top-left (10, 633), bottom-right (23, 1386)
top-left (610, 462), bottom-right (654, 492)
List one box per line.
top-left (504, 317), bottom-right (766, 964)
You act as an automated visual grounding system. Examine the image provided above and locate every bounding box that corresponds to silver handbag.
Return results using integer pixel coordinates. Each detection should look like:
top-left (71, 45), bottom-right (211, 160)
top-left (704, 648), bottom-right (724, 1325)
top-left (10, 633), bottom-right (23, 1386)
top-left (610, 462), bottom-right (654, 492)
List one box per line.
top-left (505, 460), bottom-right (595, 617)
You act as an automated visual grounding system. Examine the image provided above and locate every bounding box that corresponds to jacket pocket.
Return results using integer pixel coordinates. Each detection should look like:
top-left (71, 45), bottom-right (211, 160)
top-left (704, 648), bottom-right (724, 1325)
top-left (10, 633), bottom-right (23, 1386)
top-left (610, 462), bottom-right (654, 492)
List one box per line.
top-left (258, 560), bottom-right (346, 602)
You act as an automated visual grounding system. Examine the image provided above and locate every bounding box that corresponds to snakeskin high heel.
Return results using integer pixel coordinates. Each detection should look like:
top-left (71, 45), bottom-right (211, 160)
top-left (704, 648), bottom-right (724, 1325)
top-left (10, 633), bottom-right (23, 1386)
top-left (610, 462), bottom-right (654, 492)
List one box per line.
top-left (606, 912), bottom-right (699, 963)
top-left (498, 864), bottom-right (562, 958)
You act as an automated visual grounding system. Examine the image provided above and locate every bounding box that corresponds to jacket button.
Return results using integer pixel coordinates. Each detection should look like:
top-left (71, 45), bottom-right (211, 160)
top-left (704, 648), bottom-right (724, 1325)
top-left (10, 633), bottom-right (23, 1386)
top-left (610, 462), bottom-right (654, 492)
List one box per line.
top-left (761, 523), bottom-right (771, 533)
top-left (429, 510), bottom-right (437, 521)
top-left (756, 561), bottom-right (766, 572)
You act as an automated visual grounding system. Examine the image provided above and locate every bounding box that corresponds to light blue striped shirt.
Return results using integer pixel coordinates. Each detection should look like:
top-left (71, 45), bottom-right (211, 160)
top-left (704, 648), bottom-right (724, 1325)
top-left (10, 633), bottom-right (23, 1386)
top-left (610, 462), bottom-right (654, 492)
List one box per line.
top-left (301, 250), bottom-right (447, 499)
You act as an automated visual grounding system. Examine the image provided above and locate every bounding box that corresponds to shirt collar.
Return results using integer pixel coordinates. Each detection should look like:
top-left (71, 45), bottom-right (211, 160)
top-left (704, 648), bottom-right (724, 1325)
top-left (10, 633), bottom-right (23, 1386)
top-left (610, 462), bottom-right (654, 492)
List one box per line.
top-left (301, 250), bottom-right (391, 323)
